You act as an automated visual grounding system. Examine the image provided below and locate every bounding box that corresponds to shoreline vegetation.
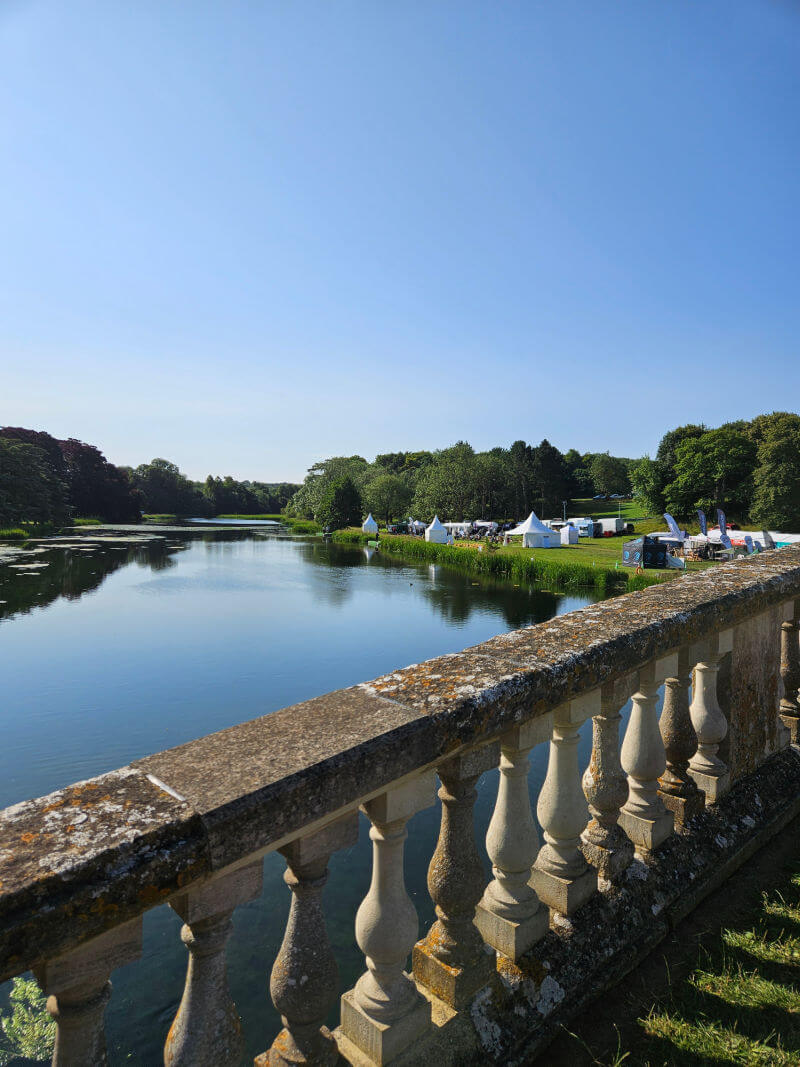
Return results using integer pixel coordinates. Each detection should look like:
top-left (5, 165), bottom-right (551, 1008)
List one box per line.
top-left (330, 529), bottom-right (672, 594)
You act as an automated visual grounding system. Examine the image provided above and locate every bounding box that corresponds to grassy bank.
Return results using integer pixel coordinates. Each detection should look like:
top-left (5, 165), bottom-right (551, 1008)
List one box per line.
top-left (215, 513), bottom-right (321, 533)
top-left (549, 820), bottom-right (800, 1066)
top-left (331, 530), bottom-right (672, 594)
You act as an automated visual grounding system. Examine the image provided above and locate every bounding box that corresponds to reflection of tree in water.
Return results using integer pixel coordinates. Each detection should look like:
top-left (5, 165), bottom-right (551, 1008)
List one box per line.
top-left (420, 572), bottom-right (562, 629)
top-left (291, 540), bottom-right (359, 607)
top-left (0, 541), bottom-right (179, 621)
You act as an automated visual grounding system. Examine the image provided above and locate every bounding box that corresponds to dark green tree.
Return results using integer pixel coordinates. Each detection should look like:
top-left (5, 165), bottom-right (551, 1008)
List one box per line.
top-left (750, 414), bottom-right (800, 529)
top-left (317, 476), bottom-right (363, 530)
top-left (664, 428), bottom-right (756, 518)
top-left (364, 473), bottom-right (411, 526)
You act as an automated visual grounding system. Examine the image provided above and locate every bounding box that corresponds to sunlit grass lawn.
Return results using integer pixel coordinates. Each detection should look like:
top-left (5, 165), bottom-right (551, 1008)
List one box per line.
top-left (635, 864), bottom-right (800, 1065)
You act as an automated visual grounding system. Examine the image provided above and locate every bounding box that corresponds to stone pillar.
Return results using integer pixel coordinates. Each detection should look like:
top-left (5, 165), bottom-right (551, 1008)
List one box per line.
top-left (619, 654), bottom-right (677, 852)
top-left (658, 648), bottom-right (705, 828)
top-left (339, 774), bottom-right (436, 1065)
top-left (531, 692), bottom-right (598, 914)
top-left (165, 862), bottom-right (263, 1067)
top-left (413, 742), bottom-right (499, 1009)
top-left (476, 716), bottom-right (551, 958)
top-left (780, 599), bottom-right (800, 746)
top-left (258, 814), bottom-right (359, 1067)
top-left (37, 918), bottom-right (142, 1067)
top-left (581, 678), bottom-right (635, 882)
top-left (688, 630), bottom-right (734, 802)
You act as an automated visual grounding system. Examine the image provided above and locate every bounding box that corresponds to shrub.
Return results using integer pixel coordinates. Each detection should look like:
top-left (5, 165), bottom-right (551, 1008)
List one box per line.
top-left (0, 976), bottom-right (56, 1065)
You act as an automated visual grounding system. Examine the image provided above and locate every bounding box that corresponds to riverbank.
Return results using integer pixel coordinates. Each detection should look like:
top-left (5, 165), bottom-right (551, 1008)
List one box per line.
top-left (331, 530), bottom-right (676, 594)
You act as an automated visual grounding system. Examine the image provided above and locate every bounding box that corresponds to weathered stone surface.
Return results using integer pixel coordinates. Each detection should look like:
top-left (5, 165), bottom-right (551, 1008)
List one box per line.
top-left (0, 769), bottom-right (208, 982)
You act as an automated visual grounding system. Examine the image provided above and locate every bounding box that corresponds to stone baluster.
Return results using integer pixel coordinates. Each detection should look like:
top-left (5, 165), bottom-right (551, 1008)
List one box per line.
top-left (165, 862), bottom-right (263, 1067)
top-left (658, 648), bottom-right (705, 827)
top-left (476, 716), bottom-right (551, 958)
top-left (531, 692), bottom-right (599, 914)
top-left (258, 814), bottom-right (359, 1067)
top-left (413, 743), bottom-right (500, 1009)
top-left (688, 630), bottom-right (733, 802)
top-left (581, 678), bottom-right (635, 882)
top-left (339, 774), bottom-right (436, 1065)
top-left (780, 599), bottom-right (800, 745)
top-left (619, 654), bottom-right (677, 852)
top-left (36, 918), bottom-right (142, 1067)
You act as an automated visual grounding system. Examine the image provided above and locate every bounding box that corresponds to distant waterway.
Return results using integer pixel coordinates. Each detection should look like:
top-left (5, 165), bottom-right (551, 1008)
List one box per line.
top-left (0, 529), bottom-right (620, 1063)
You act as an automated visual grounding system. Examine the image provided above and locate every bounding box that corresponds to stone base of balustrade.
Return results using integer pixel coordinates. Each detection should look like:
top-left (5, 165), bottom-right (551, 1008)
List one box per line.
top-left (780, 711), bottom-right (799, 746)
top-left (580, 830), bottom-right (634, 884)
top-left (254, 1025), bottom-right (339, 1066)
top-left (529, 864), bottom-right (597, 916)
top-left (688, 767), bottom-right (730, 803)
top-left (618, 805), bottom-right (673, 852)
top-left (337, 982), bottom-right (432, 1066)
top-left (658, 788), bottom-right (706, 830)
top-left (412, 938), bottom-right (493, 1010)
top-left (474, 898), bottom-right (549, 960)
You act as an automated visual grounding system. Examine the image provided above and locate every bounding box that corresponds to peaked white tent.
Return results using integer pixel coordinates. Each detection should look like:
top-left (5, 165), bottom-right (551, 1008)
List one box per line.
top-left (361, 513), bottom-right (378, 536)
top-left (425, 515), bottom-right (450, 544)
top-left (504, 511), bottom-right (558, 549)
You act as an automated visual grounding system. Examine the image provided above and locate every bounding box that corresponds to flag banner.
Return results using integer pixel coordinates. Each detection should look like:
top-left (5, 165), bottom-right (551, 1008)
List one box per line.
top-left (717, 509), bottom-right (727, 537)
top-left (697, 510), bottom-right (707, 536)
top-left (663, 513), bottom-right (683, 540)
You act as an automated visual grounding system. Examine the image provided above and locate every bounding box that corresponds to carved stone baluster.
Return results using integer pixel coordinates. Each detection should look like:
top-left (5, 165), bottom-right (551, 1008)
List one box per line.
top-left (658, 648), bottom-right (705, 827)
top-left (339, 775), bottom-right (436, 1065)
top-left (531, 692), bottom-right (599, 914)
top-left (37, 918), bottom-right (142, 1067)
top-left (619, 655), bottom-right (677, 852)
top-left (165, 862), bottom-right (263, 1067)
top-left (581, 678), bottom-right (635, 882)
top-left (258, 814), bottom-right (359, 1067)
top-left (780, 599), bottom-right (800, 746)
top-left (476, 717), bottom-right (551, 958)
top-left (413, 743), bottom-right (499, 1009)
top-left (688, 631), bottom-right (733, 802)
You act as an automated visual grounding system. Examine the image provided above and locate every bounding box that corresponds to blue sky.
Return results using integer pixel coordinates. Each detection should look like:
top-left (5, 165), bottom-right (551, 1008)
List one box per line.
top-left (2, 1), bottom-right (798, 482)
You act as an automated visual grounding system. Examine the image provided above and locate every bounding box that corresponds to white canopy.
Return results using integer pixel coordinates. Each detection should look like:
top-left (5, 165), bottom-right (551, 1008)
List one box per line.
top-left (425, 515), bottom-right (450, 543)
top-left (506, 511), bottom-right (552, 537)
top-left (361, 513), bottom-right (378, 535)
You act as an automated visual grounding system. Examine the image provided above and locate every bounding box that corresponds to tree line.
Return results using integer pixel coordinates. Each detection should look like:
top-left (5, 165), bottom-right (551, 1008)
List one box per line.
top-left (0, 427), bottom-right (298, 526)
top-left (630, 412), bottom-right (800, 529)
top-left (285, 441), bottom-right (634, 529)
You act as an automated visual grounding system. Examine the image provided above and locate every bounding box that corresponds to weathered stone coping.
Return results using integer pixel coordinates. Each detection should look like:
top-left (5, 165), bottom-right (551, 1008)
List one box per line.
top-left (1, 546), bottom-right (799, 981)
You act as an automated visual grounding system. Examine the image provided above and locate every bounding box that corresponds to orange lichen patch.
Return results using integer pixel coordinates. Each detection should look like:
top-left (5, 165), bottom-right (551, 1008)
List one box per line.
top-left (137, 884), bottom-right (171, 907)
top-left (19, 832), bottom-right (38, 844)
top-left (496, 951), bottom-right (547, 987)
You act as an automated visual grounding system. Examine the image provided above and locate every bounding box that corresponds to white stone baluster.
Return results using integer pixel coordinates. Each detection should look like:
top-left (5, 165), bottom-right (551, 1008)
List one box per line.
top-left (658, 648), bottom-right (705, 828)
top-left (780, 599), bottom-right (800, 746)
top-left (581, 678), bottom-right (635, 882)
top-left (531, 692), bottom-right (599, 914)
top-left (37, 918), bottom-right (142, 1067)
top-left (413, 743), bottom-right (500, 1009)
top-left (259, 814), bottom-right (359, 1067)
top-left (339, 774), bottom-right (436, 1065)
top-left (688, 631), bottom-right (733, 802)
top-left (476, 717), bottom-right (551, 958)
top-left (165, 862), bottom-right (262, 1067)
top-left (619, 654), bottom-right (677, 852)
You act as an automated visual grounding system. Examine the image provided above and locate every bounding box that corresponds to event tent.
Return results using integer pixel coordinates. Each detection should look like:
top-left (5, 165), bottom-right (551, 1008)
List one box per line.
top-left (425, 516), bottom-right (450, 544)
top-left (504, 511), bottom-right (558, 549)
top-left (361, 513), bottom-right (378, 535)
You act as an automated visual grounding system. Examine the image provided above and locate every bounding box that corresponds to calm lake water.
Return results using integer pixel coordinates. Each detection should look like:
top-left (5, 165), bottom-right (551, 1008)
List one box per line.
top-left (0, 529), bottom-right (612, 1063)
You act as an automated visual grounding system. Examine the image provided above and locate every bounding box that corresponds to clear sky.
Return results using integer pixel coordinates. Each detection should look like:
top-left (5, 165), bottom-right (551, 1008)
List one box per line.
top-left (2, 1), bottom-right (798, 482)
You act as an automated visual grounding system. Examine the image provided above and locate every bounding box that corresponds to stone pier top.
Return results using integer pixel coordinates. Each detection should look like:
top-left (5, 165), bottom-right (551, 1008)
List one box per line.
top-left (2, 545), bottom-right (800, 980)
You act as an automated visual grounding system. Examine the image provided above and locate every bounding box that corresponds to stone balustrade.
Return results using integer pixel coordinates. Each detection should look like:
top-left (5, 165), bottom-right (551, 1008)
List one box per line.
top-left (2, 548), bottom-right (800, 1065)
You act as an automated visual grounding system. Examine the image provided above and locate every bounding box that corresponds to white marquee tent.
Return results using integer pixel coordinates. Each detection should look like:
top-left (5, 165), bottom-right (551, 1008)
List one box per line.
top-left (425, 515), bottom-right (450, 544)
top-left (504, 511), bottom-right (559, 549)
top-left (361, 513), bottom-right (378, 535)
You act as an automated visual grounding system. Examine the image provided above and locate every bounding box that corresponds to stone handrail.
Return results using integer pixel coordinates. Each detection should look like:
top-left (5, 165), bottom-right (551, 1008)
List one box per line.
top-left (2, 546), bottom-right (800, 1064)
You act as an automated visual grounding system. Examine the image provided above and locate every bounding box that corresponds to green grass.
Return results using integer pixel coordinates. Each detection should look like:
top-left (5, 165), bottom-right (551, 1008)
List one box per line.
top-left (73, 517), bottom-right (103, 526)
top-left (142, 513), bottom-right (179, 523)
top-left (331, 530), bottom-right (674, 594)
top-left (215, 513), bottom-right (321, 533)
top-left (570, 497), bottom-right (648, 522)
top-left (0, 527), bottom-right (28, 540)
top-left (635, 865), bottom-right (800, 1065)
